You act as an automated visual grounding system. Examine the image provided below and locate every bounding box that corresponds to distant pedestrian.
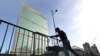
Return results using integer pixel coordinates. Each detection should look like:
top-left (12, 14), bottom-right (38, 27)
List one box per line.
top-left (49, 27), bottom-right (80, 56)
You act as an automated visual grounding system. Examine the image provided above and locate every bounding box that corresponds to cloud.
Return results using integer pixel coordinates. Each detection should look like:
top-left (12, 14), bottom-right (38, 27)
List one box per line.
top-left (73, 0), bottom-right (100, 50)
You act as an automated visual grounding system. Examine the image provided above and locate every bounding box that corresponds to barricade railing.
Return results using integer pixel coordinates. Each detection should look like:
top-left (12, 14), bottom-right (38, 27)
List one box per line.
top-left (0, 19), bottom-right (60, 56)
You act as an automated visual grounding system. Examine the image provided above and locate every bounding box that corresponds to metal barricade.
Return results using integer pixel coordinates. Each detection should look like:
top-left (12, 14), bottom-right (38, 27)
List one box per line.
top-left (0, 19), bottom-right (60, 56)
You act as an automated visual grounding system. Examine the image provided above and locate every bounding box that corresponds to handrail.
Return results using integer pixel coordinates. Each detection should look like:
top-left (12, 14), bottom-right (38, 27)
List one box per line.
top-left (0, 19), bottom-right (60, 56)
top-left (0, 19), bottom-right (48, 37)
top-left (0, 19), bottom-right (60, 40)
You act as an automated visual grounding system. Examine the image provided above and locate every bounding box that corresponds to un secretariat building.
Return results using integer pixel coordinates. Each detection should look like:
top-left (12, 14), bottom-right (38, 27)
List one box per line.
top-left (11, 3), bottom-right (48, 55)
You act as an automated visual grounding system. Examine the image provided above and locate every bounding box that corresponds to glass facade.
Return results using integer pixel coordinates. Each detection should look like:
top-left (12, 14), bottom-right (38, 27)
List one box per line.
top-left (11, 4), bottom-right (48, 55)
top-left (19, 4), bottom-right (48, 35)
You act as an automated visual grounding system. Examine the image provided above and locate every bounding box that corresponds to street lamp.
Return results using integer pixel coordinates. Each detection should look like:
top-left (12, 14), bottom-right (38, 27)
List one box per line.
top-left (0, 20), bottom-right (1, 25)
top-left (51, 10), bottom-right (58, 45)
top-left (51, 10), bottom-right (58, 30)
top-left (92, 38), bottom-right (96, 45)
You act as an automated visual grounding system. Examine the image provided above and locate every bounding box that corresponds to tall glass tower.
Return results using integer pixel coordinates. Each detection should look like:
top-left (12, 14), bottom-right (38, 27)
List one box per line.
top-left (11, 3), bottom-right (48, 55)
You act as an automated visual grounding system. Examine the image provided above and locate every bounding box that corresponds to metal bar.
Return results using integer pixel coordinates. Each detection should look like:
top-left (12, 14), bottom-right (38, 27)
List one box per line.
top-left (20, 29), bottom-right (25, 56)
top-left (41, 35), bottom-right (43, 55)
top-left (38, 34), bottom-right (40, 55)
top-left (8, 26), bottom-right (15, 53)
top-left (26, 31), bottom-right (30, 56)
top-left (47, 37), bottom-right (49, 47)
top-left (42, 36), bottom-right (44, 55)
top-left (35, 34), bottom-right (38, 55)
top-left (47, 37), bottom-right (49, 56)
top-left (0, 19), bottom-right (34, 33)
top-left (10, 51), bottom-right (32, 53)
top-left (52, 39), bottom-right (54, 46)
top-left (30, 32), bottom-right (33, 54)
top-left (15, 28), bottom-right (20, 54)
top-left (35, 32), bottom-right (48, 37)
top-left (33, 32), bottom-right (36, 55)
top-left (44, 37), bottom-right (46, 54)
top-left (0, 24), bottom-right (9, 53)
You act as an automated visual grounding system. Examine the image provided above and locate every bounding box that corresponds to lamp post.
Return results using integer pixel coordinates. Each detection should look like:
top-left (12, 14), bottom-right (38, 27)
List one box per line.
top-left (92, 38), bottom-right (96, 45)
top-left (0, 20), bottom-right (1, 25)
top-left (51, 10), bottom-right (58, 45)
top-left (51, 10), bottom-right (58, 30)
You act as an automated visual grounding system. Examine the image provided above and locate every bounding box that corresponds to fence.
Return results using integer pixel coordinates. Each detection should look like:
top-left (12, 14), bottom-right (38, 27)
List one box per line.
top-left (0, 19), bottom-right (48, 56)
top-left (0, 19), bottom-right (60, 56)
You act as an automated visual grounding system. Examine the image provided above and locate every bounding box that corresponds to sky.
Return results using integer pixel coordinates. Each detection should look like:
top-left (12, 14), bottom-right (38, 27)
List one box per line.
top-left (0, 0), bottom-right (100, 51)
